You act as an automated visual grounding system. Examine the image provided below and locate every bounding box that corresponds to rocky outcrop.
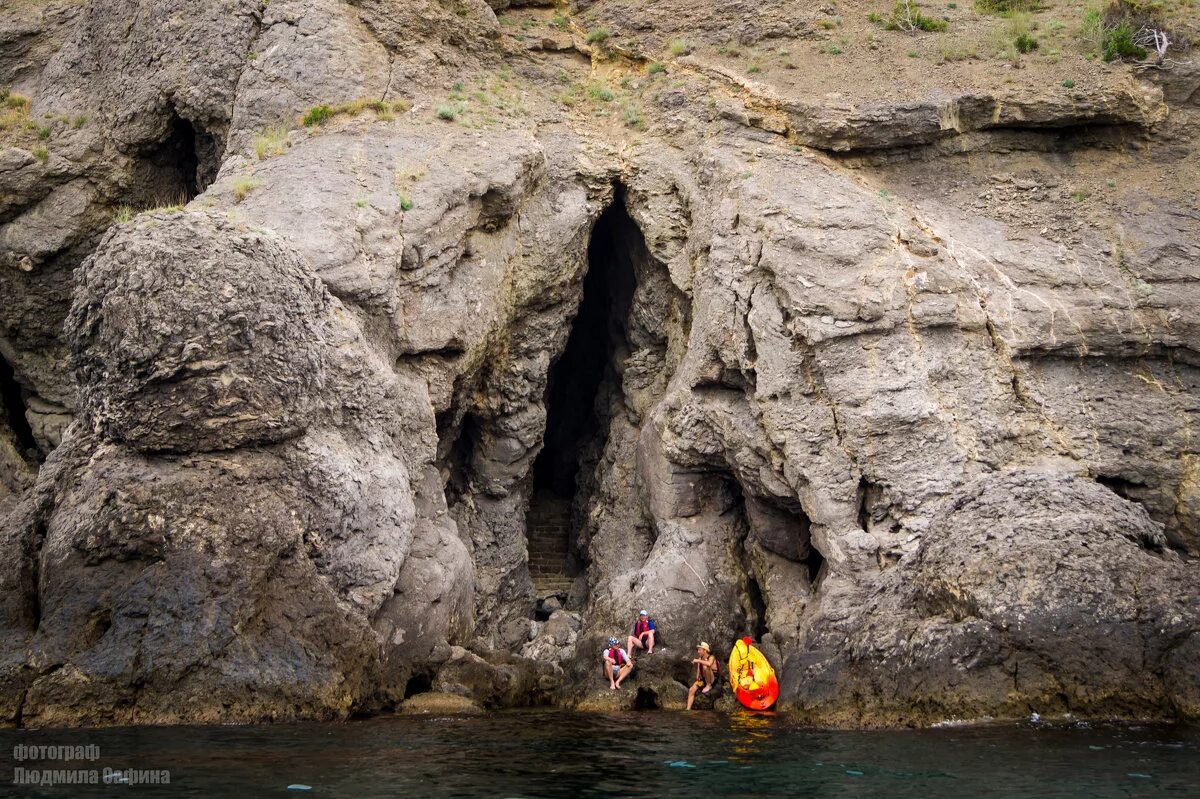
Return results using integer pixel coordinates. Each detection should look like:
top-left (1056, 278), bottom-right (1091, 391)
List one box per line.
top-left (0, 0), bottom-right (1197, 727)
top-left (785, 471), bottom-right (1199, 725)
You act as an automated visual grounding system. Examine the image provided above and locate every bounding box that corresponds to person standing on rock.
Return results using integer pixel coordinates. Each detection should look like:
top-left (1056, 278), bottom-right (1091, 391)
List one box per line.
top-left (603, 637), bottom-right (633, 690)
top-left (627, 609), bottom-right (657, 655)
top-left (686, 642), bottom-right (719, 710)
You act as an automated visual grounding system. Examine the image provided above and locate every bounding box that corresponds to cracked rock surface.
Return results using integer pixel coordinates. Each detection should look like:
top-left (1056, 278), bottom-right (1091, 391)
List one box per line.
top-left (0, 0), bottom-right (1197, 726)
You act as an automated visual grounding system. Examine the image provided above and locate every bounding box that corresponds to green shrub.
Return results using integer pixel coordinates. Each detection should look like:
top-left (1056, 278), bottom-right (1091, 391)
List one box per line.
top-left (1081, 1), bottom-right (1162, 61)
top-left (400, 196), bottom-right (414, 211)
top-left (551, 13), bottom-right (568, 27)
top-left (870, 1), bottom-right (949, 32)
top-left (647, 61), bottom-right (667, 74)
top-left (975, 0), bottom-right (1040, 13)
top-left (113, 206), bottom-right (134, 224)
top-left (914, 13), bottom-right (949, 31)
top-left (1102, 20), bottom-right (1147, 60)
top-left (1015, 32), bottom-right (1039, 51)
top-left (3, 91), bottom-right (29, 111)
top-left (586, 27), bottom-right (611, 44)
top-left (302, 104), bottom-right (334, 126)
top-left (587, 83), bottom-right (614, 101)
top-left (436, 105), bottom-right (458, 121)
top-left (300, 98), bottom-right (403, 128)
top-left (32, 145), bottom-right (48, 163)
top-left (622, 104), bottom-right (645, 129)
top-left (1080, 6), bottom-right (1106, 52)
top-left (1061, 78), bottom-right (1076, 87)
top-left (669, 39), bottom-right (688, 56)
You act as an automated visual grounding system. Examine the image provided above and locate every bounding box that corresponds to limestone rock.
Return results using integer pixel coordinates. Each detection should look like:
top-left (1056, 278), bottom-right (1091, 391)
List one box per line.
top-left (783, 472), bottom-right (1198, 725)
top-left (0, 0), bottom-right (1198, 729)
top-left (69, 212), bottom-right (328, 453)
top-left (398, 692), bottom-right (484, 715)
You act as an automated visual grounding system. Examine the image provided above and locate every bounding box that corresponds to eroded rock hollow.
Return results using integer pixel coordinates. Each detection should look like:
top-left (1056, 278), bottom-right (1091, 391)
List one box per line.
top-left (1, 0), bottom-right (1198, 727)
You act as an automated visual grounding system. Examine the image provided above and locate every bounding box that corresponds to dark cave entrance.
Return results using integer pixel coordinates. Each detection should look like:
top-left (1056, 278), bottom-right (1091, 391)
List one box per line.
top-left (140, 114), bottom-right (220, 204)
top-left (634, 687), bottom-right (660, 710)
top-left (526, 191), bottom-right (641, 598)
top-left (403, 672), bottom-right (433, 699)
top-left (0, 355), bottom-right (38, 464)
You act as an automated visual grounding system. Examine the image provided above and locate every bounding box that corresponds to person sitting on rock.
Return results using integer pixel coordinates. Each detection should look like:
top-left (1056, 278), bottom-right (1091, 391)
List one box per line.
top-left (603, 637), bottom-right (633, 690)
top-left (686, 642), bottom-right (719, 710)
top-left (627, 609), bottom-right (657, 655)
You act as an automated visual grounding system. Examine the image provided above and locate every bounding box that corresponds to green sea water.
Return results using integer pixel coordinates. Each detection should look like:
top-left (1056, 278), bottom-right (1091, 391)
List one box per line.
top-left (1, 710), bottom-right (1196, 797)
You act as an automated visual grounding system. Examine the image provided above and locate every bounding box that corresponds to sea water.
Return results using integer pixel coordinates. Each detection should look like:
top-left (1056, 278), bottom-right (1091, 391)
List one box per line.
top-left (1, 710), bottom-right (1196, 797)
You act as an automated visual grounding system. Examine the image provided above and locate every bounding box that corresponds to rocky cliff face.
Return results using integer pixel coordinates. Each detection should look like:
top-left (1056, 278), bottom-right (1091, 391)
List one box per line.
top-left (1, 0), bottom-right (1197, 727)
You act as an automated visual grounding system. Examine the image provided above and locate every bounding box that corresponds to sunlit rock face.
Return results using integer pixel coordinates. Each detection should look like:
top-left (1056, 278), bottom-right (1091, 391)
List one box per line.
top-left (0, 0), bottom-right (1197, 726)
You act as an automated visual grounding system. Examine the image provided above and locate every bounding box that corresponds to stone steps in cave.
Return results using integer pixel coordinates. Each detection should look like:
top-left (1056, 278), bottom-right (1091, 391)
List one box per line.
top-left (526, 492), bottom-right (571, 576)
top-left (531, 573), bottom-right (573, 599)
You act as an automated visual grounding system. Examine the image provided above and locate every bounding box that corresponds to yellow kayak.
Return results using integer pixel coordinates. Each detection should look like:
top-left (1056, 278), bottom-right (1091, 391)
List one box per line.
top-left (728, 637), bottom-right (779, 710)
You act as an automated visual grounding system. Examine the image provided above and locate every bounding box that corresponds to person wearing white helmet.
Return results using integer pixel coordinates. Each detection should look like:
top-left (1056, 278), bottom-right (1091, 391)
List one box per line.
top-left (602, 637), bottom-right (633, 690)
top-left (627, 609), bottom-right (657, 656)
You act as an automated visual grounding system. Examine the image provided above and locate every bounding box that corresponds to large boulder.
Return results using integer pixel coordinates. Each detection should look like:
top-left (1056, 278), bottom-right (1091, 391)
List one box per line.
top-left (69, 212), bottom-right (328, 453)
top-left (782, 471), bottom-right (1200, 725)
top-left (0, 210), bottom-right (475, 725)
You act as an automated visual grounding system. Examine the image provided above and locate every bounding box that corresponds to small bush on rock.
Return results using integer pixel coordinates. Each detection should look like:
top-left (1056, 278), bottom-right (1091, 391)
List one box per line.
top-left (2, 91), bottom-right (30, 111)
top-left (1103, 19), bottom-right (1149, 59)
top-left (1080, 0), bottom-right (1172, 61)
top-left (0, 90), bottom-right (31, 139)
top-left (232, 176), bottom-right (261, 203)
top-left (254, 127), bottom-right (289, 159)
top-left (301, 99), bottom-right (407, 128)
top-left (302, 104), bottom-right (334, 127)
